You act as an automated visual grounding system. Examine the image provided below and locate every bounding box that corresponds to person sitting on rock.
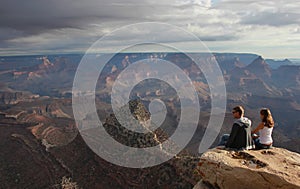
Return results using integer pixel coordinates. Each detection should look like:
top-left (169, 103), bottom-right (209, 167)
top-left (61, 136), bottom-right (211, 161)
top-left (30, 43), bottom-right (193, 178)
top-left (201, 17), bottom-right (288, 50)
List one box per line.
top-left (218, 106), bottom-right (255, 150)
top-left (252, 108), bottom-right (274, 150)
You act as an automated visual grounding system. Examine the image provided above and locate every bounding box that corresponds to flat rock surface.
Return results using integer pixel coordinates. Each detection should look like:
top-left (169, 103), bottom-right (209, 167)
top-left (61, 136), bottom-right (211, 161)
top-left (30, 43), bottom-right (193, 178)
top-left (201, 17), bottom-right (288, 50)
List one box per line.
top-left (195, 147), bottom-right (300, 189)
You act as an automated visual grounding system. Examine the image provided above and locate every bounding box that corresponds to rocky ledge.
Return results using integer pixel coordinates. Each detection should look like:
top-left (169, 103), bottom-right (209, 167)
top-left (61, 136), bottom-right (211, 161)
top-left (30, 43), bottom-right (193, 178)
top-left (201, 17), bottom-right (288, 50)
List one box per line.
top-left (194, 147), bottom-right (300, 189)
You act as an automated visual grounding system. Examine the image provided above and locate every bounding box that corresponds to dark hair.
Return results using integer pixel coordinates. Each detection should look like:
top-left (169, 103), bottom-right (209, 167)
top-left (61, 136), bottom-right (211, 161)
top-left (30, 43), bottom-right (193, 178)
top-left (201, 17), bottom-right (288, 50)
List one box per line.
top-left (260, 108), bottom-right (274, 128)
top-left (233, 106), bottom-right (244, 116)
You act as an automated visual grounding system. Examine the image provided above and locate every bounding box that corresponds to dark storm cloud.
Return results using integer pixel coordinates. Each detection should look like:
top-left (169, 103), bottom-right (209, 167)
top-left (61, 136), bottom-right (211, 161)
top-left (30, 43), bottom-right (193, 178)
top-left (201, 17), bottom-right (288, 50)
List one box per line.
top-left (1, 0), bottom-right (299, 56)
top-left (0, 28), bottom-right (23, 41)
top-left (0, 0), bottom-right (236, 45)
top-left (0, 0), bottom-right (151, 34)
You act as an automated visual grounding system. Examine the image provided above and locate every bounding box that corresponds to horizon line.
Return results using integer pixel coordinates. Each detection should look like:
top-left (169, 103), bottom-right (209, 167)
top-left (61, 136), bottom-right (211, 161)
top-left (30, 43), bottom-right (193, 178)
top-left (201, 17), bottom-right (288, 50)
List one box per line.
top-left (0, 52), bottom-right (300, 60)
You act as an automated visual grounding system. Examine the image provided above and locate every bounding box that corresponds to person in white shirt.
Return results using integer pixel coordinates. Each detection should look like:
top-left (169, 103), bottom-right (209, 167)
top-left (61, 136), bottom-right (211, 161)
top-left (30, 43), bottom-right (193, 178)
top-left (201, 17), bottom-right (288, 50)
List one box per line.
top-left (252, 108), bottom-right (274, 149)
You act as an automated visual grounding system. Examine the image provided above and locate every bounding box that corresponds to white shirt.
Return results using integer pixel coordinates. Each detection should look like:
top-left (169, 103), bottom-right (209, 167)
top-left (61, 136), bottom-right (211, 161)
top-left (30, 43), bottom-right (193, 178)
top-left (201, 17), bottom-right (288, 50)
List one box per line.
top-left (259, 126), bottom-right (273, 144)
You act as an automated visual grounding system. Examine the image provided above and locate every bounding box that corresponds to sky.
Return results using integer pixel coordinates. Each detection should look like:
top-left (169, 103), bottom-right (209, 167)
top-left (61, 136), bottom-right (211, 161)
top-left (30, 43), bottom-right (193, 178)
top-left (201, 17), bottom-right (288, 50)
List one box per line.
top-left (0, 0), bottom-right (300, 59)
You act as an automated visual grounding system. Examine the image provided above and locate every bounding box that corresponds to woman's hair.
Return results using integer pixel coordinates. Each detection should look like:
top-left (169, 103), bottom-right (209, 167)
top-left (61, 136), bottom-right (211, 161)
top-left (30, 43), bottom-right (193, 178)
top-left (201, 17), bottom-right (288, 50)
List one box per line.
top-left (260, 108), bottom-right (274, 128)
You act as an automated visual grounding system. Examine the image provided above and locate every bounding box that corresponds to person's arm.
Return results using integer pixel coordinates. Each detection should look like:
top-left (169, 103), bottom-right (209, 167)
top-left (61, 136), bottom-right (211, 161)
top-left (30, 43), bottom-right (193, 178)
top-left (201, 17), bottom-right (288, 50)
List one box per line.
top-left (251, 122), bottom-right (264, 134)
top-left (225, 124), bottom-right (239, 148)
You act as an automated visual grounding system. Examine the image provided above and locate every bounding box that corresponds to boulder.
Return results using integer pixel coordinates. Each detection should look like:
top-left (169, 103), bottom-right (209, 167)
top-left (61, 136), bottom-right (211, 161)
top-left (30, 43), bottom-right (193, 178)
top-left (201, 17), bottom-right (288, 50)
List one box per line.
top-left (194, 147), bottom-right (300, 189)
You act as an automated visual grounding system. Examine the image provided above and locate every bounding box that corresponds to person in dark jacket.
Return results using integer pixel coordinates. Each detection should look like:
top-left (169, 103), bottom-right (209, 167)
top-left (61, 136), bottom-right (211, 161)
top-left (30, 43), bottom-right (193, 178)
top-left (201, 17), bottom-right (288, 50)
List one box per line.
top-left (218, 106), bottom-right (255, 150)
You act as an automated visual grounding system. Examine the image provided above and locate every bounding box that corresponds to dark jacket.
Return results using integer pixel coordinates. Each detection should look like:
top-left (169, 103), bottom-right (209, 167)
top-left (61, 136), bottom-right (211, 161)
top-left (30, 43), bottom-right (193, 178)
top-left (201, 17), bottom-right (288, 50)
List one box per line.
top-left (225, 117), bottom-right (255, 150)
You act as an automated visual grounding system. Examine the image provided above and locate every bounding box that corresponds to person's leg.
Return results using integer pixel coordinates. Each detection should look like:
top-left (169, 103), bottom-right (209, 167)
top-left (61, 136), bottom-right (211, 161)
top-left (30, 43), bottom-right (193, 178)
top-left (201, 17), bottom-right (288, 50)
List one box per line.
top-left (218, 134), bottom-right (230, 146)
top-left (254, 138), bottom-right (262, 150)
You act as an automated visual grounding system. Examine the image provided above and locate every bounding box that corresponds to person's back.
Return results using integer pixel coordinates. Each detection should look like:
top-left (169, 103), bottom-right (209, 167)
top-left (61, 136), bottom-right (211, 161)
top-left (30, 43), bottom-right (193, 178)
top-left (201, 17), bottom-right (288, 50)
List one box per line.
top-left (252, 109), bottom-right (275, 149)
top-left (259, 124), bottom-right (273, 145)
top-left (219, 106), bottom-right (254, 150)
top-left (225, 116), bottom-right (254, 150)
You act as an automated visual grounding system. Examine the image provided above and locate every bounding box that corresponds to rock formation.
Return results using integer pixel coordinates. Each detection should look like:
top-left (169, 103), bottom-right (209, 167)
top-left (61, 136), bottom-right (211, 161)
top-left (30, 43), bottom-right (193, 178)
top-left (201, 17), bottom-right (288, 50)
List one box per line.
top-left (0, 91), bottom-right (38, 104)
top-left (0, 98), bottom-right (201, 188)
top-left (194, 148), bottom-right (300, 189)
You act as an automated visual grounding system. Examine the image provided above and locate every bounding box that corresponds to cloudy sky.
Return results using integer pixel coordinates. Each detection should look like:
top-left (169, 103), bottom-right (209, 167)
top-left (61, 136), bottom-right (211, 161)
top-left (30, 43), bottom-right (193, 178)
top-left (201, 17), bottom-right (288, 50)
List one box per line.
top-left (1, 0), bottom-right (299, 58)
